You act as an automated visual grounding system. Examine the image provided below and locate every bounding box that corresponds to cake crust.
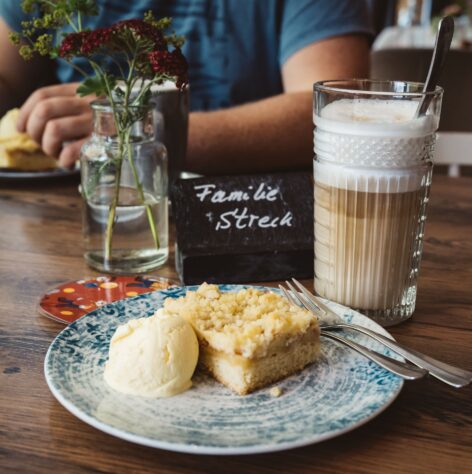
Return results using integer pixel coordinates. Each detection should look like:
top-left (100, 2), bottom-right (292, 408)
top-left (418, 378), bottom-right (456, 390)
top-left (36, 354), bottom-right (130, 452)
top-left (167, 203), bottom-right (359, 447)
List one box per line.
top-left (199, 328), bottom-right (320, 395)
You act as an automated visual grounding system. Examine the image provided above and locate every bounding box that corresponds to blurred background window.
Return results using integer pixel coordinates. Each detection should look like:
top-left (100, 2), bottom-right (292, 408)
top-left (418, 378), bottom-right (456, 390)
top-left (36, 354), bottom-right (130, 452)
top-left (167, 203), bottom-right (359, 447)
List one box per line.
top-left (367, 1), bottom-right (472, 31)
top-left (368, 0), bottom-right (472, 177)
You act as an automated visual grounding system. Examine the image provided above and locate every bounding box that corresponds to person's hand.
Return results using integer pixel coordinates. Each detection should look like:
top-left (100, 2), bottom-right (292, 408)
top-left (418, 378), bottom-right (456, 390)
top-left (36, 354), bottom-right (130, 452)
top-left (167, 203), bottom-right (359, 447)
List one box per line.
top-left (17, 83), bottom-right (94, 167)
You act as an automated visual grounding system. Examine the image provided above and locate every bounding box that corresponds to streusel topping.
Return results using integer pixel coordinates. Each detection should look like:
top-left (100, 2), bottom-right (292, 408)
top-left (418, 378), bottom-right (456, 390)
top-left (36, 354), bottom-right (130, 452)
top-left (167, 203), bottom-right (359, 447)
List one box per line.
top-left (162, 283), bottom-right (317, 358)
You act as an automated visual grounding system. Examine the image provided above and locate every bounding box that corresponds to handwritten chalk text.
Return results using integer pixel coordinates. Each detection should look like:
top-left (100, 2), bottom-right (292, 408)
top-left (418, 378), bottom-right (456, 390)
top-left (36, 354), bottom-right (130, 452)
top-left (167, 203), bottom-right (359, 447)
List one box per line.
top-left (194, 183), bottom-right (279, 203)
top-left (193, 181), bottom-right (293, 231)
top-left (215, 208), bottom-right (293, 230)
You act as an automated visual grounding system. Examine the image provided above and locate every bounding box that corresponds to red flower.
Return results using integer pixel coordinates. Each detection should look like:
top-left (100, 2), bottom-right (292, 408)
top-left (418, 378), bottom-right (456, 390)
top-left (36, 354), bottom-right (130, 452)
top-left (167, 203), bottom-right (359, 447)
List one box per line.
top-left (58, 31), bottom-right (89, 58)
top-left (59, 20), bottom-right (167, 59)
top-left (83, 27), bottom-right (113, 54)
top-left (58, 19), bottom-right (188, 89)
top-left (58, 28), bottom-right (112, 57)
top-left (148, 48), bottom-right (188, 88)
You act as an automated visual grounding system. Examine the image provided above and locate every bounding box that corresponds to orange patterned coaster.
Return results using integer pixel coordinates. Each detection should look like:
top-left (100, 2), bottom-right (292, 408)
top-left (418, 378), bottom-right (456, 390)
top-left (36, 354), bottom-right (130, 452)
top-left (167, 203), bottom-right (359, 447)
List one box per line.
top-left (38, 275), bottom-right (179, 324)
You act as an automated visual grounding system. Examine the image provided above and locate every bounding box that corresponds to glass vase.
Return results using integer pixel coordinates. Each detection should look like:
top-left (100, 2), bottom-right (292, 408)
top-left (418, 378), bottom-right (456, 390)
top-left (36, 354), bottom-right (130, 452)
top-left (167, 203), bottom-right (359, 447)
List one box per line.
top-left (80, 100), bottom-right (168, 274)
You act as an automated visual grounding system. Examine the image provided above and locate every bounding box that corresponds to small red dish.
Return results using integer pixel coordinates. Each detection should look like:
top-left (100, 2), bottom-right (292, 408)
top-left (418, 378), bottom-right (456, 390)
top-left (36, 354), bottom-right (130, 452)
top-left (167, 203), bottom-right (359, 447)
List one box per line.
top-left (38, 275), bottom-right (178, 324)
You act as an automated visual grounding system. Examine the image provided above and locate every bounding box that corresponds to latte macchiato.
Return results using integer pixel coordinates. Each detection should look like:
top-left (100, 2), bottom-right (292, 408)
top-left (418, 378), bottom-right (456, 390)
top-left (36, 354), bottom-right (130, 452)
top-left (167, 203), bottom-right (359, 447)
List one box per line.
top-left (313, 97), bottom-right (437, 322)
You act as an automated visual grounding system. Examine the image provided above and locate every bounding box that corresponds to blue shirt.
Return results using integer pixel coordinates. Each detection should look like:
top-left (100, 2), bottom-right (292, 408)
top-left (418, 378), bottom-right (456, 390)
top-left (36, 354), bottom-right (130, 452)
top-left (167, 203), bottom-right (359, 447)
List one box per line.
top-left (1, 0), bottom-right (371, 111)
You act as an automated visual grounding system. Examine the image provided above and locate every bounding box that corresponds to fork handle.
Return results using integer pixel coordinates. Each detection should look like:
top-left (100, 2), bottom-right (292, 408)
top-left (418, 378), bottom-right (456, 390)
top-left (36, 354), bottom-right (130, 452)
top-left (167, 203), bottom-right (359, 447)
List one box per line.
top-left (325, 324), bottom-right (472, 388)
top-left (320, 330), bottom-right (427, 380)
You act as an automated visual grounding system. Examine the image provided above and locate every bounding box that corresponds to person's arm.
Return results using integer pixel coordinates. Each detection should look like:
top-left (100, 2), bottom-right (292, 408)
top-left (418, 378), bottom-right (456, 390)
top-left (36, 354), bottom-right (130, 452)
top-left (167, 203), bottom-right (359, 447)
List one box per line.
top-left (15, 34), bottom-right (368, 170)
top-left (0, 18), bottom-right (56, 116)
top-left (186, 34), bottom-right (369, 175)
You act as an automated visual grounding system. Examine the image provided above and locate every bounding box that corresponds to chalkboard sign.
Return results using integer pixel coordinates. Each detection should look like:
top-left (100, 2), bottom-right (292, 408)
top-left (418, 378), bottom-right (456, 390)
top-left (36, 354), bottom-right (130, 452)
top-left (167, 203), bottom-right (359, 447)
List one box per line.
top-left (172, 171), bottom-right (314, 284)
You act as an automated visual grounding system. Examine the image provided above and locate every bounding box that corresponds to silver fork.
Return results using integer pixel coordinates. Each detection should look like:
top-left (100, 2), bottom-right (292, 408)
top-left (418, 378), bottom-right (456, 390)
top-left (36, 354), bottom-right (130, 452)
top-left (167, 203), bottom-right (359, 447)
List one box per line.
top-left (278, 285), bottom-right (427, 380)
top-left (283, 279), bottom-right (472, 388)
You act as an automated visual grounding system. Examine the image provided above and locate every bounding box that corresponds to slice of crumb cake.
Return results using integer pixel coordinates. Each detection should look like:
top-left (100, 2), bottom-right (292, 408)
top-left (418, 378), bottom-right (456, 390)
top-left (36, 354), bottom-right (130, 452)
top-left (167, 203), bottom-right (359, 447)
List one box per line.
top-left (163, 283), bottom-right (320, 395)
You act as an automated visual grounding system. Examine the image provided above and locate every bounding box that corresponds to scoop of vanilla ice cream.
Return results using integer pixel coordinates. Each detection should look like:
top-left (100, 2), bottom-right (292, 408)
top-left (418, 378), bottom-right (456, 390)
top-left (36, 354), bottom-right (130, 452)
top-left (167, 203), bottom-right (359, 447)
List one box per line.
top-left (104, 309), bottom-right (199, 398)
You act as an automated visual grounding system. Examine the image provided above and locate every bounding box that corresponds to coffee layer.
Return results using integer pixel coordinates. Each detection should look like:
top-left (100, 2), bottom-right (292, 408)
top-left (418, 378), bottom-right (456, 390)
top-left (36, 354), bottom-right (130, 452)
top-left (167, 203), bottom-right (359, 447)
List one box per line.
top-left (314, 179), bottom-right (428, 311)
top-left (314, 161), bottom-right (430, 194)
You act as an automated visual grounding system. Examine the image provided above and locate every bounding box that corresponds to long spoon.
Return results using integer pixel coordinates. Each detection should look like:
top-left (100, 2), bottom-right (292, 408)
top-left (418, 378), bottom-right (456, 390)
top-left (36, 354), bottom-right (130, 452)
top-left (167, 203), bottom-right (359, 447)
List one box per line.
top-left (415, 16), bottom-right (454, 118)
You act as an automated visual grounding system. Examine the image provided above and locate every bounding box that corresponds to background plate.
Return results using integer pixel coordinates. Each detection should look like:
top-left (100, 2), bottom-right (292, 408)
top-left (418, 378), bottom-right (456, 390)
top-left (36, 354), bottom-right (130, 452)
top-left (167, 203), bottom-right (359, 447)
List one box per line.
top-left (44, 285), bottom-right (404, 455)
top-left (0, 167), bottom-right (79, 180)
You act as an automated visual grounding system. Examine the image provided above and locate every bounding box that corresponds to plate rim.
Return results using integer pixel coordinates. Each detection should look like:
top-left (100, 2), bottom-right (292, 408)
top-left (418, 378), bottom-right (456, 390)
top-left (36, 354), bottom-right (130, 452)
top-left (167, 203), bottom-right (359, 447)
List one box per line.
top-left (0, 167), bottom-right (79, 179)
top-left (44, 284), bottom-right (404, 455)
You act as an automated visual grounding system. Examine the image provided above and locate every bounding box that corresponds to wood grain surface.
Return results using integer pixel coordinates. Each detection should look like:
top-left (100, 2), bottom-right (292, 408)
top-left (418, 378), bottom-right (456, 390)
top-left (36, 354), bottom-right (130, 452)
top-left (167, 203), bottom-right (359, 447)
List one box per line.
top-left (1, 174), bottom-right (471, 474)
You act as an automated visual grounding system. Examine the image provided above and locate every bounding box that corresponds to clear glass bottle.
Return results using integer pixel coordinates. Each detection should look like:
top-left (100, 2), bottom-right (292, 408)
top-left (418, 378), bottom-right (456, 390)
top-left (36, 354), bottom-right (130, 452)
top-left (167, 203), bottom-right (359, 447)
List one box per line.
top-left (80, 100), bottom-right (168, 274)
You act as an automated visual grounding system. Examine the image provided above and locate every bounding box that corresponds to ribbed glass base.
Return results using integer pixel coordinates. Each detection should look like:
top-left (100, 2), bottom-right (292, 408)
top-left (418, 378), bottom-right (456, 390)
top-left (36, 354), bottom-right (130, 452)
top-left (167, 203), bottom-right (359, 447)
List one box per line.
top-left (85, 248), bottom-right (168, 274)
top-left (354, 285), bottom-right (417, 327)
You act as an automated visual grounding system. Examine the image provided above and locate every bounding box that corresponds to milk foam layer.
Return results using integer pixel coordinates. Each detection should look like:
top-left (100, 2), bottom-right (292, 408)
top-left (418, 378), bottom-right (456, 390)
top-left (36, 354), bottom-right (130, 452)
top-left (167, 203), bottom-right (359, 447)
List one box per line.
top-left (314, 98), bottom-right (436, 193)
top-left (315, 99), bottom-right (437, 137)
top-left (321, 98), bottom-right (417, 123)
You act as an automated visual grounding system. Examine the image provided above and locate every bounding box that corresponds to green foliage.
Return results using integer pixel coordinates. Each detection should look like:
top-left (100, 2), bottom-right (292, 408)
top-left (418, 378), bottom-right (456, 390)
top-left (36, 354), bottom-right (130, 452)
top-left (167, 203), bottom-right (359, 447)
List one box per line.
top-left (166, 32), bottom-right (185, 49)
top-left (20, 0), bottom-right (37, 14)
top-left (143, 10), bottom-right (184, 48)
top-left (49, 47), bottom-right (59, 59)
top-left (9, 32), bottom-right (21, 45)
top-left (34, 33), bottom-right (54, 55)
top-left (21, 0), bottom-right (98, 18)
top-left (69, 0), bottom-right (99, 16)
top-left (77, 74), bottom-right (116, 97)
top-left (144, 11), bottom-right (171, 30)
top-left (15, 0), bottom-right (101, 58)
top-left (19, 45), bottom-right (34, 60)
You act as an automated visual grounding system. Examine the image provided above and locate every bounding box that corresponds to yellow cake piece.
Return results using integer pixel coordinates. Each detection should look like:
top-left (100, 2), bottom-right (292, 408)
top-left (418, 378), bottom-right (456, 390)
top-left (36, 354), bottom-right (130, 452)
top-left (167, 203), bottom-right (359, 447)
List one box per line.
top-left (0, 108), bottom-right (57, 170)
top-left (163, 283), bottom-right (321, 395)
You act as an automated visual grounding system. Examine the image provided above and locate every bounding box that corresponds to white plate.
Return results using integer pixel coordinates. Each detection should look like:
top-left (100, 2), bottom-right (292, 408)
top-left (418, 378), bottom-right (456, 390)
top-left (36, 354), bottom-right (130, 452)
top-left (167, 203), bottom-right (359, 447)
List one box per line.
top-left (44, 285), bottom-right (403, 455)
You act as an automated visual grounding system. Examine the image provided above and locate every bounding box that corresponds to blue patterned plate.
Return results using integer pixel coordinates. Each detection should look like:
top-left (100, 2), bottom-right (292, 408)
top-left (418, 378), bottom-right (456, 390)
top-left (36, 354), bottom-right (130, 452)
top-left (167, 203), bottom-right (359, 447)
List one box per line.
top-left (44, 285), bottom-right (403, 455)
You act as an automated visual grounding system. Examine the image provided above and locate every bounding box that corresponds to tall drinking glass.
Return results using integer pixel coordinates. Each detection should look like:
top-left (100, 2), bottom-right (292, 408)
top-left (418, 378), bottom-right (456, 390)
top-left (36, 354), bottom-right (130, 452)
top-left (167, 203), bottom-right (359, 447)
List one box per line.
top-left (313, 80), bottom-right (443, 326)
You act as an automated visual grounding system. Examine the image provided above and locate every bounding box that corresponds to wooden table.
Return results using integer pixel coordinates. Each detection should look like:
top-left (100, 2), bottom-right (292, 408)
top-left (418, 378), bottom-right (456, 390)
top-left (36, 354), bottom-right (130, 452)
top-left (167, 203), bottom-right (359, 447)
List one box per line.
top-left (1, 174), bottom-right (471, 473)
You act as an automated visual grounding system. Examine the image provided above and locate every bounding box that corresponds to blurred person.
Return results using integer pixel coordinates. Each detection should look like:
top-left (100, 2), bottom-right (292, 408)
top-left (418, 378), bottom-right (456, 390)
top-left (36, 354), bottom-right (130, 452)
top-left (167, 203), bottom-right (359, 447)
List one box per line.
top-left (0, 0), bottom-right (371, 175)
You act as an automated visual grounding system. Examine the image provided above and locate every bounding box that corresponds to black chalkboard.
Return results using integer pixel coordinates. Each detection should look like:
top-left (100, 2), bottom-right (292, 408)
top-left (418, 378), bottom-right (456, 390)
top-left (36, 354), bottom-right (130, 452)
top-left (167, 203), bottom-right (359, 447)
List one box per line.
top-left (172, 171), bottom-right (314, 284)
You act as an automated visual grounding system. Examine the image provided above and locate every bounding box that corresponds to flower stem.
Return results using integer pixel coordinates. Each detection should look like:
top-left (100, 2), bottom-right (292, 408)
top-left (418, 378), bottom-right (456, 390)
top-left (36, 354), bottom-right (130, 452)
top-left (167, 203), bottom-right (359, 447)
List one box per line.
top-left (104, 137), bottom-right (124, 263)
top-left (125, 132), bottom-right (160, 250)
top-left (64, 12), bottom-right (79, 33)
